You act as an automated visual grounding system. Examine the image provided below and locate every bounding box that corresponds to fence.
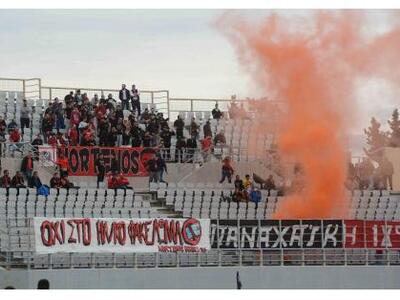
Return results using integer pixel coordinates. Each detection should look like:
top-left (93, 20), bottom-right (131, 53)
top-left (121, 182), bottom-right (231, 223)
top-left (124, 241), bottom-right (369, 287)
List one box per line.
top-left (1, 218), bottom-right (400, 269)
top-left (0, 77), bottom-right (241, 121)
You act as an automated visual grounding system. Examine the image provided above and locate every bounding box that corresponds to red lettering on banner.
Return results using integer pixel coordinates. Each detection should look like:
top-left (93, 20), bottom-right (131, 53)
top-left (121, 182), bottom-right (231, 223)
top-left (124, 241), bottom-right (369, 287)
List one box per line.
top-left (40, 221), bottom-right (54, 247)
top-left (164, 220), bottom-right (183, 245)
top-left (67, 220), bottom-right (77, 243)
top-left (37, 218), bottom-right (207, 252)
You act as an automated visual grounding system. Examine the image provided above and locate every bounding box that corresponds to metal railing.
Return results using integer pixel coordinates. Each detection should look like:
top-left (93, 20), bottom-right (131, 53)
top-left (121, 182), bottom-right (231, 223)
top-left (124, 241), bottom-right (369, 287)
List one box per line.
top-left (0, 77), bottom-right (254, 121)
top-left (1, 218), bottom-right (400, 269)
top-left (1, 249), bottom-right (399, 270)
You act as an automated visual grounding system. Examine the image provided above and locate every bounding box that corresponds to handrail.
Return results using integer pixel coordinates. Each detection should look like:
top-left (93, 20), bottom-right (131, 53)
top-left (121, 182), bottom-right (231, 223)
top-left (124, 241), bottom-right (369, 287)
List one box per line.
top-left (42, 86), bottom-right (168, 94)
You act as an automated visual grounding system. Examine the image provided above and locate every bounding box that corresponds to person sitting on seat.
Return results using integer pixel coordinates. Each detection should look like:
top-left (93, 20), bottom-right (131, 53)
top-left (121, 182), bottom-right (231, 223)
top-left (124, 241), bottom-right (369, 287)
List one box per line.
top-left (9, 128), bottom-right (23, 157)
top-left (0, 170), bottom-right (11, 188)
top-left (11, 171), bottom-right (26, 188)
top-left (50, 172), bottom-right (62, 188)
top-left (7, 119), bottom-right (18, 134)
top-left (28, 171), bottom-right (45, 189)
top-left (108, 172), bottom-right (120, 189)
top-left (60, 175), bottom-right (75, 189)
top-left (117, 173), bottom-right (132, 190)
top-left (214, 131), bottom-right (226, 145)
top-left (264, 175), bottom-right (276, 190)
top-left (234, 175), bottom-right (244, 191)
top-left (243, 174), bottom-right (253, 190)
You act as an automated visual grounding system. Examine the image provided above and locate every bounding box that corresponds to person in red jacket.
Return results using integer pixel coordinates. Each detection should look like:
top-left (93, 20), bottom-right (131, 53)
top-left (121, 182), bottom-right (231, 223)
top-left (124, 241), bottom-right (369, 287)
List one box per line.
top-left (0, 170), bottom-right (11, 188)
top-left (117, 174), bottom-right (132, 189)
top-left (68, 125), bottom-right (79, 146)
top-left (200, 136), bottom-right (213, 162)
top-left (70, 106), bottom-right (81, 127)
top-left (220, 156), bottom-right (234, 184)
top-left (9, 128), bottom-right (22, 157)
top-left (9, 128), bottom-right (20, 143)
top-left (107, 173), bottom-right (119, 189)
top-left (57, 153), bottom-right (69, 177)
top-left (47, 132), bottom-right (57, 147)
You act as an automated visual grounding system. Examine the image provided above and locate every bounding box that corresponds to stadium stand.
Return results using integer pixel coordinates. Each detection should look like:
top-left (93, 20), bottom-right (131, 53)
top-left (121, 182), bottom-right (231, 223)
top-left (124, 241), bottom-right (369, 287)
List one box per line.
top-left (1, 77), bottom-right (400, 289)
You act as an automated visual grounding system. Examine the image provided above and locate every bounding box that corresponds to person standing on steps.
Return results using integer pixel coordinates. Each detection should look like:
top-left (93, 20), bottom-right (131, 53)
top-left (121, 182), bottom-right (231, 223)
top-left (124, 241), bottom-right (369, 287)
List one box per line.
top-left (95, 153), bottom-right (106, 188)
top-left (219, 156), bottom-right (234, 184)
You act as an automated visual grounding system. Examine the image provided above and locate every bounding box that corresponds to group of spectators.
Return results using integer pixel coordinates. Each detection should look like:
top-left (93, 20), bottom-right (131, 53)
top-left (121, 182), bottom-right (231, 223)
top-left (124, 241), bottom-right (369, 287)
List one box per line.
top-left (217, 156), bottom-right (274, 205)
top-left (12, 85), bottom-right (230, 164)
top-left (347, 156), bottom-right (394, 190)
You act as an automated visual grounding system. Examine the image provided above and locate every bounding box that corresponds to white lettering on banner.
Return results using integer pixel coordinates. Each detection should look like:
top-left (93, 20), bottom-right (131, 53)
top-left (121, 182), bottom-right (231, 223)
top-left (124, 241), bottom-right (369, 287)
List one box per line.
top-left (323, 224), bottom-right (338, 247)
top-left (34, 217), bottom-right (210, 254)
top-left (382, 225), bottom-right (392, 248)
top-left (226, 227), bottom-right (239, 248)
top-left (259, 226), bottom-right (274, 247)
top-left (345, 224), bottom-right (358, 246)
top-left (373, 224), bottom-right (378, 247)
top-left (289, 225), bottom-right (308, 247)
top-left (306, 225), bottom-right (321, 247)
top-left (273, 226), bottom-right (290, 248)
top-left (241, 226), bottom-right (257, 248)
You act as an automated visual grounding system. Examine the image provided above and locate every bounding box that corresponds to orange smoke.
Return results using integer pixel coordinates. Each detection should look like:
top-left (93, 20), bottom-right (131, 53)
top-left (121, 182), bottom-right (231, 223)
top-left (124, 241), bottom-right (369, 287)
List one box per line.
top-left (218, 11), bottom-right (400, 219)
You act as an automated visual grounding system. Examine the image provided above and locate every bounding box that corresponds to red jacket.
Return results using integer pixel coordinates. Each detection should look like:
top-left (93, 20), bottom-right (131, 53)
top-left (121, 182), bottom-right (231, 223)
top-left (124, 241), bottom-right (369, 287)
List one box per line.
top-left (108, 176), bottom-right (119, 189)
top-left (10, 130), bottom-right (20, 142)
top-left (117, 176), bottom-right (129, 186)
top-left (68, 128), bottom-right (78, 146)
top-left (48, 135), bottom-right (57, 146)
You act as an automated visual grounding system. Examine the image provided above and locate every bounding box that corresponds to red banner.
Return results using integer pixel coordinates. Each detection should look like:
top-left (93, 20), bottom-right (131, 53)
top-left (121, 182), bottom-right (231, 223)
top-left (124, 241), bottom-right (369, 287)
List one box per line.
top-left (344, 220), bottom-right (400, 249)
top-left (59, 146), bottom-right (157, 177)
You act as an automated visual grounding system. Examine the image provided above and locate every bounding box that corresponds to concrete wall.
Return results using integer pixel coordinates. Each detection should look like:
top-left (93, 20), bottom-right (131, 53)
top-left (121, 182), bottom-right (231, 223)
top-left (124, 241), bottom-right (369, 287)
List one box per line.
top-left (1, 266), bottom-right (400, 289)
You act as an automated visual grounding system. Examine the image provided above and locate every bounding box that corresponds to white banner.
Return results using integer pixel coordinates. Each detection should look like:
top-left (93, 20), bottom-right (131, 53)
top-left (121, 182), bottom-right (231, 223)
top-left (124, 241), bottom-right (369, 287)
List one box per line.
top-left (38, 146), bottom-right (57, 167)
top-left (33, 217), bottom-right (210, 254)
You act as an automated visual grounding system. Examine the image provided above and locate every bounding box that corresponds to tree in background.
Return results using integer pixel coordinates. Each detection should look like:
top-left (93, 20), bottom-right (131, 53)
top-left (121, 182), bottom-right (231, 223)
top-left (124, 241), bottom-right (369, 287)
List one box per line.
top-left (388, 108), bottom-right (400, 147)
top-left (364, 117), bottom-right (388, 153)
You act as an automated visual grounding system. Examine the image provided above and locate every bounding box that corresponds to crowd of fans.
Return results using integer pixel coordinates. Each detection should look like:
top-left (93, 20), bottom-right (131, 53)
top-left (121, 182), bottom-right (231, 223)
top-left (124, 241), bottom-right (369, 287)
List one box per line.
top-left (0, 85), bottom-right (239, 164)
top-left (347, 156), bottom-right (394, 190)
top-left (1, 86), bottom-right (397, 194)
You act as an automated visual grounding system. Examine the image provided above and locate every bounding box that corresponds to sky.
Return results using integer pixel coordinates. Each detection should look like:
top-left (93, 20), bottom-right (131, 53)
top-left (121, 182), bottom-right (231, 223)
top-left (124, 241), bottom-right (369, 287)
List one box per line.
top-left (0, 10), bottom-right (253, 99)
top-left (0, 9), bottom-right (399, 155)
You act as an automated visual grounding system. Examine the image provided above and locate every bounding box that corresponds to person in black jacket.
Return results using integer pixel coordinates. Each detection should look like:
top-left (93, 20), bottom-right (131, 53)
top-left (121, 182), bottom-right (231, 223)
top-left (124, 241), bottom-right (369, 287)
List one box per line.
top-left (119, 84), bottom-right (131, 111)
top-left (31, 134), bottom-right (43, 161)
top-left (110, 153), bottom-right (120, 174)
top-left (131, 85), bottom-right (141, 116)
top-left (156, 154), bottom-right (168, 184)
top-left (160, 127), bottom-right (174, 160)
top-left (212, 103), bottom-right (223, 120)
top-left (50, 173), bottom-right (61, 188)
top-left (146, 155), bottom-right (159, 183)
top-left (203, 120), bottom-right (212, 138)
top-left (11, 171), bottom-right (26, 188)
top-left (130, 122), bottom-right (143, 147)
top-left (175, 136), bottom-right (186, 163)
top-left (28, 171), bottom-right (43, 189)
top-left (95, 153), bottom-right (106, 188)
top-left (173, 116), bottom-right (185, 139)
top-left (186, 135), bottom-right (197, 163)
